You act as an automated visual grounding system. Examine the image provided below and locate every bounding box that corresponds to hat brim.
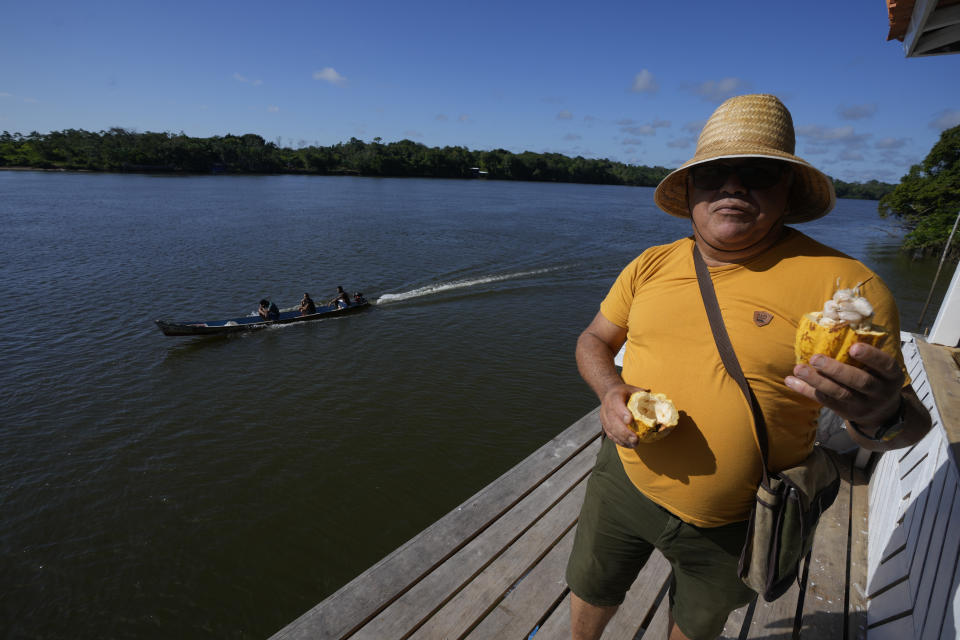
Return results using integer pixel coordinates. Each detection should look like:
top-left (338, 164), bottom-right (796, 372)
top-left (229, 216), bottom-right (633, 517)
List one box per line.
top-left (653, 153), bottom-right (836, 224)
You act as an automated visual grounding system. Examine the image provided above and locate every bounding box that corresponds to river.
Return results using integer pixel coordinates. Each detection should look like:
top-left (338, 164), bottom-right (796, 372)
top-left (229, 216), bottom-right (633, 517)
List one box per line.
top-left (0, 171), bottom-right (952, 639)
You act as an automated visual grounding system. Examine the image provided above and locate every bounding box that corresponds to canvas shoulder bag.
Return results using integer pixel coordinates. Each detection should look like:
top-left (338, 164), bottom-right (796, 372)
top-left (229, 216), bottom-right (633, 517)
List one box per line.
top-left (692, 245), bottom-right (841, 602)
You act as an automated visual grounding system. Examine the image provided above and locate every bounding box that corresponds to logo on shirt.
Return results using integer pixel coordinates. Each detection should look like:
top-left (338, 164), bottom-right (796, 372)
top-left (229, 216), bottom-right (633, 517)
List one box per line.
top-left (753, 311), bottom-right (774, 327)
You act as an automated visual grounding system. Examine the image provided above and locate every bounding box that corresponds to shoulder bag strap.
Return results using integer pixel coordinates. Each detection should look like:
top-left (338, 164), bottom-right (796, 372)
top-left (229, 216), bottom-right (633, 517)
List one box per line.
top-left (692, 245), bottom-right (772, 482)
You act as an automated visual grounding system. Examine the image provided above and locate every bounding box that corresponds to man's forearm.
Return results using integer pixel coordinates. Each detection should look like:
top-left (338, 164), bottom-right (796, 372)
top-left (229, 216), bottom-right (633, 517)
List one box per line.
top-left (576, 332), bottom-right (625, 401)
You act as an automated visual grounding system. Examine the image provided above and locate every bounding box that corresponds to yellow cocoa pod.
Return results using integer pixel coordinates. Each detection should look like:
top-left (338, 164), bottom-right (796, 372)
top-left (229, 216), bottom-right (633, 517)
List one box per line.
top-left (794, 312), bottom-right (887, 367)
top-left (626, 390), bottom-right (680, 443)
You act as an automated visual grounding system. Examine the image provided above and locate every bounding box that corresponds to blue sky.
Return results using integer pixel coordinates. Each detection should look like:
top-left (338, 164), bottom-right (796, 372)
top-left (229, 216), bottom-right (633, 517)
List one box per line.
top-left (2, 0), bottom-right (958, 182)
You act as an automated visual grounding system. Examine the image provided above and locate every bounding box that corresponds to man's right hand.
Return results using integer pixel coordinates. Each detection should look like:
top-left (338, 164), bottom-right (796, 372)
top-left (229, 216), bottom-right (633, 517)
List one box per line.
top-left (600, 383), bottom-right (647, 448)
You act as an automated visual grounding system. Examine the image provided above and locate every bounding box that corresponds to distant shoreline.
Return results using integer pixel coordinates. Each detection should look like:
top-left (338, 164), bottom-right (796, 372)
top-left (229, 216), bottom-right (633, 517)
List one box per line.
top-left (0, 165), bottom-right (890, 201)
top-left (0, 129), bottom-right (894, 199)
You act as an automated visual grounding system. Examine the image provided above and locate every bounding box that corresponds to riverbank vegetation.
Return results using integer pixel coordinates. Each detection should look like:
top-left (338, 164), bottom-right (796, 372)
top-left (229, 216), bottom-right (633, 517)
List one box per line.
top-left (880, 124), bottom-right (960, 261)
top-left (0, 129), bottom-right (672, 186)
top-left (0, 128), bottom-right (893, 199)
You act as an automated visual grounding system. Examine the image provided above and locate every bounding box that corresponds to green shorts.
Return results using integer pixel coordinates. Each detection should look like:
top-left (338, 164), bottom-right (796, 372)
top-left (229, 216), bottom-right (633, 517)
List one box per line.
top-left (565, 437), bottom-right (755, 640)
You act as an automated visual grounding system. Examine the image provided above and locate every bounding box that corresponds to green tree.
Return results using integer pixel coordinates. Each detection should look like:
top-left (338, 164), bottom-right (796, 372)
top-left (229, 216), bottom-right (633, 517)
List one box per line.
top-left (879, 125), bottom-right (960, 260)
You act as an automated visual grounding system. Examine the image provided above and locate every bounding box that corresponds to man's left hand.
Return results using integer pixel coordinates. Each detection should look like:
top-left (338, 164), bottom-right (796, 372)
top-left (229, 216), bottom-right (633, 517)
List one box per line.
top-left (785, 342), bottom-right (903, 426)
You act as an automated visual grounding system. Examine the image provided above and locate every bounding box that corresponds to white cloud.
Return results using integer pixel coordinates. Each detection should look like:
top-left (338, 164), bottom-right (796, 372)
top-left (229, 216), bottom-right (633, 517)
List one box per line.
top-left (683, 120), bottom-right (706, 133)
top-left (622, 125), bottom-right (656, 136)
top-left (667, 137), bottom-right (694, 149)
top-left (837, 103), bottom-right (876, 120)
top-left (694, 77), bottom-right (750, 103)
top-left (622, 138), bottom-right (646, 145)
top-left (839, 150), bottom-right (864, 161)
top-left (435, 114), bottom-right (449, 121)
top-left (268, 105), bottom-right (279, 113)
top-left (631, 69), bottom-right (659, 94)
top-left (564, 133), bottom-right (582, 141)
top-left (797, 124), bottom-right (870, 148)
top-left (313, 67), bottom-right (347, 86)
top-left (557, 110), bottom-right (573, 120)
top-left (931, 109), bottom-right (960, 130)
top-left (620, 120), bottom-right (667, 137)
top-left (233, 72), bottom-right (262, 86)
top-left (458, 114), bottom-right (470, 123)
top-left (0, 91), bottom-right (37, 103)
top-left (875, 137), bottom-right (907, 149)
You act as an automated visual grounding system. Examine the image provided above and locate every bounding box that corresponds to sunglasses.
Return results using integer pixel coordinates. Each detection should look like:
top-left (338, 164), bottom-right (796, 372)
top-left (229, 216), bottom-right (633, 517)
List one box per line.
top-left (689, 160), bottom-right (789, 191)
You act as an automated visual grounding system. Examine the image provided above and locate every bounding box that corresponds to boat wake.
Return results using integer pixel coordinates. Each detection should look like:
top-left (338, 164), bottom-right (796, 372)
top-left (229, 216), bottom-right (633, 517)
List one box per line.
top-left (377, 267), bottom-right (564, 305)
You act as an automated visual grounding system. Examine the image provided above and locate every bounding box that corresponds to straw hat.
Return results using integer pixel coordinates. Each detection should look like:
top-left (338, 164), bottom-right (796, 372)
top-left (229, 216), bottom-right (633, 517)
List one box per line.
top-left (653, 94), bottom-right (836, 223)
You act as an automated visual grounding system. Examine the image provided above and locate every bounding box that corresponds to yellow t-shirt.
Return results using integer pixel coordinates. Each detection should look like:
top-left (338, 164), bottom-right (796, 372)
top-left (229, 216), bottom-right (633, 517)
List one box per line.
top-left (600, 229), bottom-right (905, 527)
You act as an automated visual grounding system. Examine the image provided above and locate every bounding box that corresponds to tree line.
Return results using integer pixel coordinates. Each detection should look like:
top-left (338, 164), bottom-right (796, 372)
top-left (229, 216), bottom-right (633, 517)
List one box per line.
top-left (0, 128), bottom-right (898, 197)
top-left (0, 129), bottom-right (673, 187)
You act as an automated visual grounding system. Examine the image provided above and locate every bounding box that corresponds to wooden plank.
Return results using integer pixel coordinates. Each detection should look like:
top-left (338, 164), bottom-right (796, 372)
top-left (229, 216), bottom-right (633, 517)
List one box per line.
top-left (354, 439), bottom-right (600, 640)
top-left (867, 448), bottom-right (909, 590)
top-left (949, 540), bottom-right (960, 640)
top-left (847, 465), bottom-right (870, 640)
top-left (741, 583), bottom-right (801, 638)
top-left (919, 479), bottom-right (960, 640)
top-left (867, 447), bottom-right (912, 592)
top-left (529, 588), bottom-right (572, 640)
top-left (867, 614), bottom-right (916, 640)
top-left (911, 454), bottom-right (955, 636)
top-left (269, 408), bottom-right (602, 640)
top-left (915, 340), bottom-right (960, 464)
top-left (884, 432), bottom-right (938, 602)
top-left (719, 599), bottom-right (753, 639)
top-left (530, 551), bottom-right (672, 640)
top-left (797, 458), bottom-right (852, 637)
top-left (906, 440), bottom-right (948, 606)
top-left (867, 577), bottom-right (912, 630)
top-left (638, 594), bottom-right (670, 640)
top-left (867, 453), bottom-right (900, 578)
top-left (602, 551), bottom-right (670, 639)
top-left (867, 531), bottom-right (908, 595)
top-left (897, 433), bottom-right (934, 482)
top-left (413, 481), bottom-right (588, 639)
top-left (904, 338), bottom-right (925, 382)
top-left (465, 527), bottom-right (577, 639)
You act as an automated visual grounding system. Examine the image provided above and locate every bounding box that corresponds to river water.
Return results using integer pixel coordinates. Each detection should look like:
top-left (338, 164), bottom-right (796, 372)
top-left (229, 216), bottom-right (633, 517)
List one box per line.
top-left (0, 171), bottom-right (951, 639)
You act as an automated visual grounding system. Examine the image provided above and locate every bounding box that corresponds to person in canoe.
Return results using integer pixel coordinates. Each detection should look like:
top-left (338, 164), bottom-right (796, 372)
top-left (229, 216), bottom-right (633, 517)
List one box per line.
top-left (353, 291), bottom-right (367, 305)
top-left (299, 293), bottom-right (317, 315)
top-left (330, 286), bottom-right (351, 309)
top-left (258, 299), bottom-right (280, 321)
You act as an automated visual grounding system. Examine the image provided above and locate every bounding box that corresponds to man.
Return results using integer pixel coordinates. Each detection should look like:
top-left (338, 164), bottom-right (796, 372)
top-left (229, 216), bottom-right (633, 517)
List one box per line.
top-left (258, 298), bottom-right (280, 321)
top-left (299, 292), bottom-right (317, 315)
top-left (566, 94), bottom-right (931, 640)
top-left (330, 286), bottom-right (351, 309)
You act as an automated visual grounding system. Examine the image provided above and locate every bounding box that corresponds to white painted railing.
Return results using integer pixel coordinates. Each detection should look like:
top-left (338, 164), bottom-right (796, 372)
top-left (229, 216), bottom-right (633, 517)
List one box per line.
top-left (866, 335), bottom-right (960, 639)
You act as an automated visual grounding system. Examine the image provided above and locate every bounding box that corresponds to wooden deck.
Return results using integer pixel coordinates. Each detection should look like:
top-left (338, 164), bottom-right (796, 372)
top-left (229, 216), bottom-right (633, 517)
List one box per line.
top-left (270, 408), bottom-right (869, 640)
